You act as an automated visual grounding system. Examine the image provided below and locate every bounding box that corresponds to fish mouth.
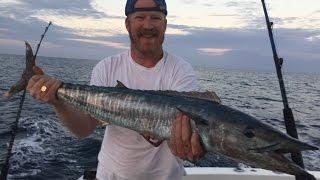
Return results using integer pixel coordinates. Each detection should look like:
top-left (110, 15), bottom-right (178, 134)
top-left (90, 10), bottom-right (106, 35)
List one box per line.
top-left (247, 141), bottom-right (319, 171)
top-left (248, 143), bottom-right (281, 153)
top-left (244, 142), bottom-right (318, 178)
top-left (248, 139), bottom-right (318, 155)
top-left (248, 143), bottom-right (304, 160)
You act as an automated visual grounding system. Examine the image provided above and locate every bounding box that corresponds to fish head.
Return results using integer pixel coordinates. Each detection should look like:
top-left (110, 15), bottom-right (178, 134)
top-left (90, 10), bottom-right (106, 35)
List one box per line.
top-left (206, 106), bottom-right (318, 176)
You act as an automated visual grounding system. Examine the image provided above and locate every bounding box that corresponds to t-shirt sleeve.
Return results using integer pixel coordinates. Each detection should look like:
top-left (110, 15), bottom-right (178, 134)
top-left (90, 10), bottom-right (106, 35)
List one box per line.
top-left (90, 61), bottom-right (107, 86)
top-left (171, 62), bottom-right (199, 92)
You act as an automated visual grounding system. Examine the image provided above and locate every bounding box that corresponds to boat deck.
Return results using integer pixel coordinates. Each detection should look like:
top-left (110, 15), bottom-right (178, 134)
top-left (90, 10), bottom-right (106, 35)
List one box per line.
top-left (78, 167), bottom-right (320, 180)
top-left (184, 168), bottom-right (320, 180)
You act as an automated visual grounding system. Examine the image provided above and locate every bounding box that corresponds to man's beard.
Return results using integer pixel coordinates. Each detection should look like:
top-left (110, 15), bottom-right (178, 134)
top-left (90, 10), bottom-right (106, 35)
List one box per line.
top-left (129, 28), bottom-right (164, 55)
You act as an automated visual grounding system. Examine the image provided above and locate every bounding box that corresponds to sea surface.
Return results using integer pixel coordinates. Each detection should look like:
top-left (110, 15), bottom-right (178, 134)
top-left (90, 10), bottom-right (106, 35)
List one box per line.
top-left (0, 54), bottom-right (319, 179)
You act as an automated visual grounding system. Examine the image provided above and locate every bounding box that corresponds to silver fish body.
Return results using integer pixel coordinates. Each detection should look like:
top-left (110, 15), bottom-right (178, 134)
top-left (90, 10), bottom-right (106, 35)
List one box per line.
top-left (57, 82), bottom-right (318, 179)
top-left (58, 83), bottom-right (178, 139)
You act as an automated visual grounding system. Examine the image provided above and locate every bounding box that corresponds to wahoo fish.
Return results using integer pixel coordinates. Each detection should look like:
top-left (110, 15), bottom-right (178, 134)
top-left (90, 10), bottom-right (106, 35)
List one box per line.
top-left (6, 42), bottom-right (319, 180)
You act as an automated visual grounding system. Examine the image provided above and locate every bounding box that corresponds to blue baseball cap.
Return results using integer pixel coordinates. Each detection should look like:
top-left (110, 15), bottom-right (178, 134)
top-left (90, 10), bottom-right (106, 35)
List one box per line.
top-left (125, 0), bottom-right (167, 16)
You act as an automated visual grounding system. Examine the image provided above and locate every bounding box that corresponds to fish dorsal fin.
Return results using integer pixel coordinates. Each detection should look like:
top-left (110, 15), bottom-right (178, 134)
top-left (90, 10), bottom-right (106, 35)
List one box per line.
top-left (182, 91), bottom-right (221, 103)
top-left (116, 80), bottom-right (128, 88)
top-left (115, 80), bottom-right (221, 103)
top-left (161, 90), bottom-right (221, 104)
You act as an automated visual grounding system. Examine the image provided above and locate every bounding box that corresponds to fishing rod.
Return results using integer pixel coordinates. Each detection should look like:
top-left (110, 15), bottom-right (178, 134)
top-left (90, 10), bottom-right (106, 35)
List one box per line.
top-left (0, 21), bottom-right (52, 180)
top-left (260, 1), bottom-right (306, 180)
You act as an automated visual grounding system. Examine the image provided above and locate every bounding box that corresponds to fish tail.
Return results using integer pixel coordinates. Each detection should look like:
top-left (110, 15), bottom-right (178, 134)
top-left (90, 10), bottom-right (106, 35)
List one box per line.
top-left (5, 41), bottom-right (35, 97)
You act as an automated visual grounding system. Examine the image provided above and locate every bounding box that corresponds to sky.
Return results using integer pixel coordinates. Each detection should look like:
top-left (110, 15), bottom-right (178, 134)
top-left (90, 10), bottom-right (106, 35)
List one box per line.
top-left (0, 0), bottom-right (319, 73)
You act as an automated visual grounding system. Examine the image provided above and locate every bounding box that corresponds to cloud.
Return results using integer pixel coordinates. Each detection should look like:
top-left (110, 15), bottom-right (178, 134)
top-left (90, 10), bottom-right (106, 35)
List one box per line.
top-left (89, 0), bottom-right (125, 17)
top-left (65, 38), bottom-right (128, 50)
top-left (200, 3), bottom-right (215, 7)
top-left (180, 0), bottom-right (195, 4)
top-left (163, 26), bottom-right (320, 72)
top-left (306, 35), bottom-right (320, 42)
top-left (0, 28), bottom-right (9, 36)
top-left (0, 0), bottom-right (106, 20)
top-left (16, 0), bottom-right (91, 9)
top-left (0, 28), bottom-right (9, 32)
top-left (0, 0), bottom-right (22, 5)
top-left (0, 38), bottom-right (24, 46)
top-left (31, 11), bottom-right (126, 37)
top-left (1, 0), bottom-right (319, 73)
top-left (13, 0), bottom-right (105, 18)
top-left (166, 27), bottom-right (190, 35)
top-left (0, 38), bottom-right (62, 51)
top-left (0, 0), bottom-right (115, 39)
top-left (209, 14), bottom-right (238, 17)
top-left (197, 48), bottom-right (233, 56)
top-left (224, 1), bottom-right (260, 14)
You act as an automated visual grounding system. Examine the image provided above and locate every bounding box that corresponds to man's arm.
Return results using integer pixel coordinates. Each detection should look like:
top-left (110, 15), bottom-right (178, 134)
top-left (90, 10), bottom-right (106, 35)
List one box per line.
top-left (27, 66), bottom-right (99, 139)
top-left (53, 101), bottom-right (99, 139)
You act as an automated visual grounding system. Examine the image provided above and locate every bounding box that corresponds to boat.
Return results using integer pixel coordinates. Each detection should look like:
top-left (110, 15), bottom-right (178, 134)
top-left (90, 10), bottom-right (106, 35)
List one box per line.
top-left (183, 168), bottom-right (320, 180)
top-left (77, 167), bottom-right (320, 180)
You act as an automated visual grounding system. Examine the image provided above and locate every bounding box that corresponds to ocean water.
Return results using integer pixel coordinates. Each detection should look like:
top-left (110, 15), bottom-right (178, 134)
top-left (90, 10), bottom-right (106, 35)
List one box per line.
top-left (0, 54), bottom-right (319, 179)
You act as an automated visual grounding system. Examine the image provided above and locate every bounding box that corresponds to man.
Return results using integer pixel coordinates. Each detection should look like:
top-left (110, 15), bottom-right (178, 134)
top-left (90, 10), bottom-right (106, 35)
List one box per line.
top-left (27, 0), bottom-right (204, 179)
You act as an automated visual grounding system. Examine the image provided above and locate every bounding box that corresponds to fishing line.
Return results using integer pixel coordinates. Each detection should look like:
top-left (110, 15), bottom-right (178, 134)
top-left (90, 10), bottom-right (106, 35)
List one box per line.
top-left (0, 21), bottom-right (52, 180)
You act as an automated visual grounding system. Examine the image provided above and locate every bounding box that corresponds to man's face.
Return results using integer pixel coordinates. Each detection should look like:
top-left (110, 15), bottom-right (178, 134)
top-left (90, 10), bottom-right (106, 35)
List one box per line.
top-left (126, 1), bottom-right (167, 55)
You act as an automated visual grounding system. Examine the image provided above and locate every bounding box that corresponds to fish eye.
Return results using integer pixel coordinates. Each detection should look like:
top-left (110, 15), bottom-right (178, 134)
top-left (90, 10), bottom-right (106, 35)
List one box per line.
top-left (244, 127), bottom-right (255, 138)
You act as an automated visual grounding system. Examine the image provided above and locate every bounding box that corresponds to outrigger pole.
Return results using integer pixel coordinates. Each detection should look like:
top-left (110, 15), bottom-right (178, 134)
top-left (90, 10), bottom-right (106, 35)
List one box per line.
top-left (260, 1), bottom-right (306, 180)
top-left (0, 21), bottom-right (52, 180)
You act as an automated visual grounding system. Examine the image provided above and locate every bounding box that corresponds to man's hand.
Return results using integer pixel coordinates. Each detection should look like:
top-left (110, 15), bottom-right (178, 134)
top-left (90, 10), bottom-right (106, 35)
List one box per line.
top-left (26, 66), bottom-right (62, 106)
top-left (168, 113), bottom-right (205, 161)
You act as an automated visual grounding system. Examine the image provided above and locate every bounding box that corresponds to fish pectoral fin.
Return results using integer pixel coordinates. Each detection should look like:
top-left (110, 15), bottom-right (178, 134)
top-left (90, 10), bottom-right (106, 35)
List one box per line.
top-left (176, 107), bottom-right (209, 125)
top-left (115, 80), bottom-right (128, 88)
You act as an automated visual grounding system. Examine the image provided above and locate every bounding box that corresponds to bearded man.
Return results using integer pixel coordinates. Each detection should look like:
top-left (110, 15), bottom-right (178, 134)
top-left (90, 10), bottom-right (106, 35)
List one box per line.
top-left (27, 0), bottom-right (204, 179)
